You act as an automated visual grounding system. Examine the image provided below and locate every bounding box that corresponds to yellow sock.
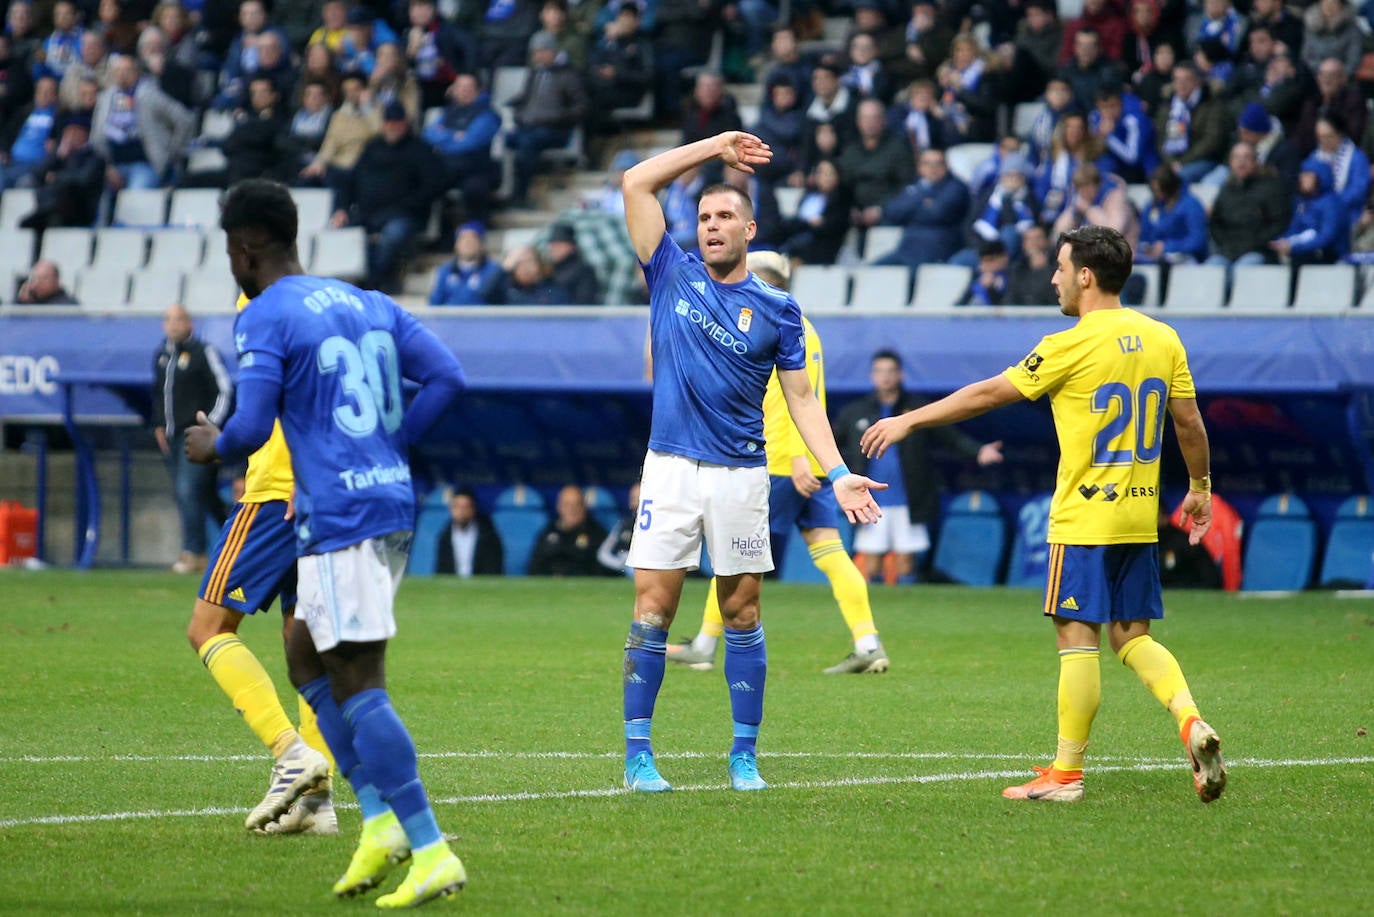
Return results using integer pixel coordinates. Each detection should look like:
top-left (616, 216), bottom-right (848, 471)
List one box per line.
top-left (198, 633), bottom-right (297, 758)
top-left (1118, 634), bottom-right (1200, 730)
top-left (297, 694), bottom-right (335, 770)
top-left (1053, 647), bottom-right (1100, 772)
top-left (700, 577), bottom-right (725, 639)
top-left (809, 539), bottom-right (876, 641)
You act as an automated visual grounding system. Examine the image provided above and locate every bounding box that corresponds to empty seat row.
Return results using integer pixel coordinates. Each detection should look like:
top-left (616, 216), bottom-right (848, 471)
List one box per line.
top-left (1132, 263), bottom-right (1369, 312)
top-left (793, 264), bottom-right (976, 311)
top-left (0, 187), bottom-right (336, 232)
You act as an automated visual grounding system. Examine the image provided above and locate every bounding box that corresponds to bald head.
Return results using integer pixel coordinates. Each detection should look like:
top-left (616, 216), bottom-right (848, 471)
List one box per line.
top-left (162, 303), bottom-right (192, 342)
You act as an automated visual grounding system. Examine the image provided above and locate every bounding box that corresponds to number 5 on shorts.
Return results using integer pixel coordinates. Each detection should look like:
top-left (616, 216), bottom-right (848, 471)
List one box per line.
top-left (638, 499), bottom-right (653, 531)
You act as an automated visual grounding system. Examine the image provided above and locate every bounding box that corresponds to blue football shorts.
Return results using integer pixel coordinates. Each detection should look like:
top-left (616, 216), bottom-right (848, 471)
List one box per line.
top-left (768, 474), bottom-right (840, 535)
top-left (199, 500), bottom-right (297, 615)
top-left (1042, 543), bottom-right (1164, 623)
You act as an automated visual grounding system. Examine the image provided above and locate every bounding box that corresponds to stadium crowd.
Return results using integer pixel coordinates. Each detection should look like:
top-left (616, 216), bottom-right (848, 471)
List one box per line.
top-left (5, 0), bottom-right (1374, 303)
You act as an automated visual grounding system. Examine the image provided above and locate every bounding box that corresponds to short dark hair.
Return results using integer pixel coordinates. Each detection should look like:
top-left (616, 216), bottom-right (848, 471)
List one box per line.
top-left (1150, 162), bottom-right (1181, 200)
top-left (1318, 109), bottom-right (1350, 138)
top-left (220, 179), bottom-right (298, 252)
top-left (697, 182), bottom-right (754, 221)
top-left (871, 348), bottom-right (903, 369)
top-left (1056, 225), bottom-right (1133, 295)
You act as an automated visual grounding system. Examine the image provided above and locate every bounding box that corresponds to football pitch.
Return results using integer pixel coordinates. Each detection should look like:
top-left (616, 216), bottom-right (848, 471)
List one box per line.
top-left (2, 571), bottom-right (1371, 915)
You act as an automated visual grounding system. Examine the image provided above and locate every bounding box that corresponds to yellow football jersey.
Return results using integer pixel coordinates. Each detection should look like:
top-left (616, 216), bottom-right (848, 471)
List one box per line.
top-left (1003, 308), bottom-right (1196, 545)
top-left (763, 316), bottom-right (825, 477)
top-left (235, 293), bottom-right (295, 503)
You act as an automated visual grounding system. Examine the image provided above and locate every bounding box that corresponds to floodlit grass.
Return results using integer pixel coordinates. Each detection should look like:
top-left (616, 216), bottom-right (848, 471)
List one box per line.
top-left (1, 571), bottom-right (1371, 914)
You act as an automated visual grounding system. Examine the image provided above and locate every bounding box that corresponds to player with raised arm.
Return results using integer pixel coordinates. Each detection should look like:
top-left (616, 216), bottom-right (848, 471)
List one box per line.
top-left (620, 132), bottom-right (886, 794)
top-left (187, 292), bottom-right (335, 837)
top-left (667, 250), bottom-right (889, 675)
top-left (186, 179), bottom-right (470, 906)
top-left (861, 225), bottom-right (1226, 803)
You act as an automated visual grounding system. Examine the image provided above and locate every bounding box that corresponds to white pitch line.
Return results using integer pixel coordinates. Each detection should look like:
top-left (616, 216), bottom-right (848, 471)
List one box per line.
top-left (0, 750), bottom-right (1181, 765)
top-left (0, 756), bottom-right (1370, 830)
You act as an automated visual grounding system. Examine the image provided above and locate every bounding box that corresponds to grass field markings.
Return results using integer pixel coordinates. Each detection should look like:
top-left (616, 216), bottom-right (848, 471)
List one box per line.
top-left (3, 755), bottom-right (1371, 829)
top-left (0, 750), bottom-right (1184, 765)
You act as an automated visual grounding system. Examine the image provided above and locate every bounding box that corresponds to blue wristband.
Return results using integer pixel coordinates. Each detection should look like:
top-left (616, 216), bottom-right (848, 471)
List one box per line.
top-left (826, 464), bottom-right (851, 484)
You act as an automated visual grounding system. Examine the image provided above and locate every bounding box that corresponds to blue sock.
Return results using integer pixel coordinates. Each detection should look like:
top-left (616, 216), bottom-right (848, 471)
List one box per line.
top-left (623, 622), bottom-right (667, 762)
top-left (298, 676), bottom-right (388, 821)
top-left (724, 625), bottom-right (766, 756)
top-left (342, 688), bottom-right (442, 850)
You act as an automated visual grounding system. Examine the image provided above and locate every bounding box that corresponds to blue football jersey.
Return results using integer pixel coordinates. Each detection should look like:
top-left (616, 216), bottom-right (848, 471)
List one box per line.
top-left (232, 276), bottom-right (438, 554)
top-left (643, 233), bottom-right (806, 466)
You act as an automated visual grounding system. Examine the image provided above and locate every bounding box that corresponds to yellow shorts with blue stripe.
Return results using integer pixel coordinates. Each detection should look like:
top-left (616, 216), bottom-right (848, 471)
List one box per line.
top-left (1042, 543), bottom-right (1164, 623)
top-left (198, 500), bottom-right (297, 615)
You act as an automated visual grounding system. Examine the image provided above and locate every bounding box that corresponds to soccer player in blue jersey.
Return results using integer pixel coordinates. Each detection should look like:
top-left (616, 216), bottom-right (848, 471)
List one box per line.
top-left (185, 179), bottom-right (470, 906)
top-left (619, 132), bottom-right (887, 794)
top-left (861, 225), bottom-right (1227, 804)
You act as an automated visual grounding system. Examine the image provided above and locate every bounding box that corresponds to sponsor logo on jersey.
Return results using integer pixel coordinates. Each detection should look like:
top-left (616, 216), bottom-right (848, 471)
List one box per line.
top-left (678, 301), bottom-right (749, 354)
top-left (737, 307), bottom-right (753, 333)
top-left (338, 459), bottom-right (412, 492)
top-left (1021, 351), bottom-right (1043, 381)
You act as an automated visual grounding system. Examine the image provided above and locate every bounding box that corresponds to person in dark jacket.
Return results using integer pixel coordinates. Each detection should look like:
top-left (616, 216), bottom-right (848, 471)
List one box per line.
top-left (680, 71), bottom-right (742, 149)
top-left (151, 303), bottom-right (233, 574)
top-left (499, 245), bottom-right (573, 305)
top-left (15, 259), bottom-right (77, 303)
top-left (331, 100), bottom-right (441, 291)
top-left (546, 222), bottom-right (601, 304)
top-left (218, 74), bottom-right (291, 186)
top-left (586, 2), bottom-right (652, 133)
top-left (836, 98), bottom-right (914, 210)
top-left (751, 73), bottom-right (807, 186)
top-left (861, 147), bottom-right (971, 272)
top-left (507, 31), bottom-right (587, 206)
top-left (435, 488), bottom-right (504, 577)
top-left (405, 0), bottom-right (473, 110)
top-left (778, 158), bottom-right (851, 264)
top-left (429, 221), bottom-right (505, 305)
top-left (19, 114), bottom-right (104, 229)
top-left (1006, 223), bottom-right (1058, 304)
top-left (1207, 141), bottom-right (1291, 268)
top-left (833, 349), bottom-right (1002, 582)
top-left (651, 0), bottom-right (720, 121)
top-left (528, 484), bottom-right (610, 576)
top-left (421, 72), bottom-right (500, 223)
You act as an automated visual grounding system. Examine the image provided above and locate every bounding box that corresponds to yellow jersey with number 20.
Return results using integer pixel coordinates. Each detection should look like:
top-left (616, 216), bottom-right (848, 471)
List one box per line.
top-left (235, 293), bottom-right (295, 502)
top-left (1002, 307), bottom-right (1196, 546)
top-left (762, 315), bottom-right (824, 477)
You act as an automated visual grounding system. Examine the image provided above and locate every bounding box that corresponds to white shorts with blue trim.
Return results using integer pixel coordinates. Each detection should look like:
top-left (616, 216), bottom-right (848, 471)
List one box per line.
top-left (296, 532), bottom-right (411, 652)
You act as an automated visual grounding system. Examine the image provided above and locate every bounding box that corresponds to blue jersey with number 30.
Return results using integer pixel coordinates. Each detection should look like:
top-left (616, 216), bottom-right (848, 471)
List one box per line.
top-left (232, 276), bottom-right (448, 554)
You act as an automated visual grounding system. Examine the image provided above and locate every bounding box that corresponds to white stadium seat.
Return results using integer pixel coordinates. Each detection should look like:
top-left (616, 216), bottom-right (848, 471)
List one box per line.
top-left (1227, 264), bottom-right (1290, 311)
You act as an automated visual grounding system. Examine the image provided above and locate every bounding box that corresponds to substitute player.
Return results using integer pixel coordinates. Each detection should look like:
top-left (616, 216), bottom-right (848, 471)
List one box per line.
top-left (186, 179), bottom-right (468, 906)
top-left (188, 292), bottom-right (333, 835)
top-left (619, 132), bottom-right (886, 795)
top-left (861, 225), bottom-right (1226, 803)
top-left (667, 251), bottom-right (889, 675)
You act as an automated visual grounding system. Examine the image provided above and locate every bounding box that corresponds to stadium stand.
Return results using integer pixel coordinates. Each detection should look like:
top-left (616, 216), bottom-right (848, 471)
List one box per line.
top-left (491, 485), bottom-right (549, 577)
top-left (1162, 264), bottom-right (1227, 313)
top-left (912, 265), bottom-right (971, 310)
top-left (1227, 264), bottom-right (1291, 311)
top-left (1292, 265), bottom-right (1357, 313)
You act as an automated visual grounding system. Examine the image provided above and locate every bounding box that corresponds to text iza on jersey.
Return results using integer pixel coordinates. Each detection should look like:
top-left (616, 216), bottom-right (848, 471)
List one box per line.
top-left (676, 299), bottom-right (748, 354)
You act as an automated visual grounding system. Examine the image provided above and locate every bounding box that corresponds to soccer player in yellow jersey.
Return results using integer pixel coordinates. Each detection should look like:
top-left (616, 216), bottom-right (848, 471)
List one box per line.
top-left (668, 251), bottom-right (889, 674)
top-left (861, 226), bottom-right (1227, 803)
top-left (187, 293), bottom-right (334, 833)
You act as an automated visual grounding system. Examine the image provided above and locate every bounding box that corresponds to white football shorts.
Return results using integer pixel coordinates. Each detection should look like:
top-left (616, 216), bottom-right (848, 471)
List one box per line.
top-left (627, 449), bottom-right (773, 576)
top-left (296, 531), bottom-right (411, 652)
top-left (851, 506), bottom-right (931, 556)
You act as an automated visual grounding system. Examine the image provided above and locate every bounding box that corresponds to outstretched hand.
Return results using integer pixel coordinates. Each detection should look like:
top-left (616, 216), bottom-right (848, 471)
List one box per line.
top-left (717, 131), bottom-right (772, 174)
top-left (833, 473), bottom-right (887, 525)
top-left (859, 415), bottom-right (913, 460)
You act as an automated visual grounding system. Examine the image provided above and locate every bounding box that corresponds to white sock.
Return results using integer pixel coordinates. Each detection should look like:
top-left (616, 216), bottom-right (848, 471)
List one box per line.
top-left (855, 633), bottom-right (880, 654)
top-left (691, 633), bottom-right (719, 656)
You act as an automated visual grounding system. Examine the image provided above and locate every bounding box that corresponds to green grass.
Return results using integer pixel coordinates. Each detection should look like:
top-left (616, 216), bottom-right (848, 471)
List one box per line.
top-left (1, 571), bottom-right (1371, 915)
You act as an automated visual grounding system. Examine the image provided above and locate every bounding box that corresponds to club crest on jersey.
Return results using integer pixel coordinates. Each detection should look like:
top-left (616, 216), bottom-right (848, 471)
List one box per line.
top-left (737, 308), bottom-right (753, 333)
top-left (691, 280), bottom-right (707, 295)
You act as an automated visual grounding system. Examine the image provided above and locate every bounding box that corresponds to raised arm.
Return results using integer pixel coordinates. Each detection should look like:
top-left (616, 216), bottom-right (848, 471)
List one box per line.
top-left (621, 131), bottom-right (772, 262)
